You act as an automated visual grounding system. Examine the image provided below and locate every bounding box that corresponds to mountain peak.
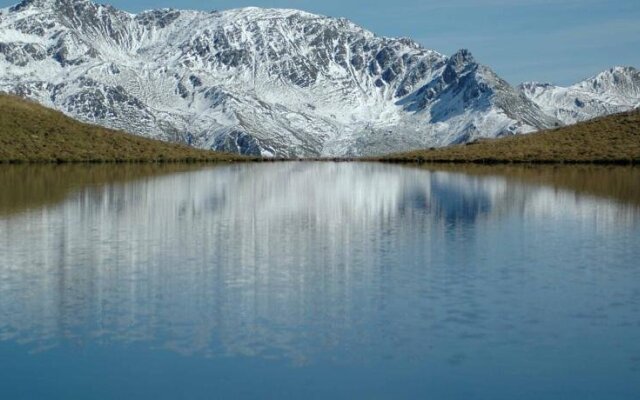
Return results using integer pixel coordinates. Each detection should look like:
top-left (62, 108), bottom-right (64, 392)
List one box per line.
top-left (581, 65), bottom-right (640, 89)
top-left (518, 81), bottom-right (553, 92)
top-left (13, 0), bottom-right (89, 8)
top-left (609, 65), bottom-right (637, 73)
top-left (449, 49), bottom-right (475, 66)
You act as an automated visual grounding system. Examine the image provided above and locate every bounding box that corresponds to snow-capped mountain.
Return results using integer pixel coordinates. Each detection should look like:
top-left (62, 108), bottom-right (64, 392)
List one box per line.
top-left (0, 0), bottom-right (632, 156)
top-left (519, 67), bottom-right (640, 125)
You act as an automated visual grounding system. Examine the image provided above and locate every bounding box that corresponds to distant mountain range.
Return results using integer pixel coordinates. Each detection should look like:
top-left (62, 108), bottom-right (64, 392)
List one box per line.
top-left (1, 0), bottom-right (639, 157)
top-left (520, 67), bottom-right (640, 125)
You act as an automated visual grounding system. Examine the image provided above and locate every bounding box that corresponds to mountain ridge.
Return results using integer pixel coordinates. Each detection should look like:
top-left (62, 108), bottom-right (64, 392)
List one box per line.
top-left (518, 66), bottom-right (640, 125)
top-left (0, 0), bottom-right (637, 156)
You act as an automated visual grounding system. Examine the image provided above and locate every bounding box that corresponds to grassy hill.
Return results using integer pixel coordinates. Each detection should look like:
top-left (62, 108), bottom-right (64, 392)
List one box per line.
top-left (375, 110), bottom-right (640, 164)
top-left (0, 94), bottom-right (248, 163)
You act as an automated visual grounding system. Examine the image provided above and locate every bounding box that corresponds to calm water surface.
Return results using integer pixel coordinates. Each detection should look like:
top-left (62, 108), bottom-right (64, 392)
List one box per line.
top-left (1, 163), bottom-right (639, 399)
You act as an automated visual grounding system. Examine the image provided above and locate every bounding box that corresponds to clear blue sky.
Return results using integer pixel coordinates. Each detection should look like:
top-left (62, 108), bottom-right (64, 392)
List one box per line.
top-left (2, 0), bottom-right (639, 85)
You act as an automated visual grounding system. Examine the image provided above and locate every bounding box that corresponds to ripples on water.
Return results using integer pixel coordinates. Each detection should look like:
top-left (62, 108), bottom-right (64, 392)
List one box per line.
top-left (0, 163), bottom-right (639, 399)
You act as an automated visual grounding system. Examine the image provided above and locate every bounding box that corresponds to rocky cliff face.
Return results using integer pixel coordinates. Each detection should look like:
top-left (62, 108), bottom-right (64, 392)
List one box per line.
top-left (0, 0), bottom-right (634, 156)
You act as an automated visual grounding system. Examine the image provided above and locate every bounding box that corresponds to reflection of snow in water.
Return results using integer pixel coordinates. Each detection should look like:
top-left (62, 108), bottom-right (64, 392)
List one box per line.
top-left (0, 163), bottom-right (638, 365)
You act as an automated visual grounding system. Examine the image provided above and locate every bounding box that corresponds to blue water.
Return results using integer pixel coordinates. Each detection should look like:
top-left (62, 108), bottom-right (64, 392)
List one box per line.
top-left (1, 163), bottom-right (639, 399)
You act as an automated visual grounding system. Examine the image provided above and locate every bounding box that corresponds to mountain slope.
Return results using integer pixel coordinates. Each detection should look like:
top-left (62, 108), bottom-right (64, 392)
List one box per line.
top-left (520, 67), bottom-right (640, 124)
top-left (0, 0), bottom-right (562, 157)
top-left (377, 109), bottom-right (640, 164)
top-left (0, 94), bottom-right (246, 162)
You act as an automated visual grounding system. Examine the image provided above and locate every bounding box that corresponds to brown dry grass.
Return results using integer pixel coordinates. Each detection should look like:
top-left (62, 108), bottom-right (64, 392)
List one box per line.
top-left (375, 110), bottom-right (640, 164)
top-left (0, 94), bottom-right (250, 163)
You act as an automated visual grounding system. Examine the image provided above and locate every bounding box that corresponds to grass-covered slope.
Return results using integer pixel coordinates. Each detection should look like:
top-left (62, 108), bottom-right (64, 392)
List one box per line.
top-left (0, 94), bottom-right (247, 163)
top-left (376, 110), bottom-right (640, 164)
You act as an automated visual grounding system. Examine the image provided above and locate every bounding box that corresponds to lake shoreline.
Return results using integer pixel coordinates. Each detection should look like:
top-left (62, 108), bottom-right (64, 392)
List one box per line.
top-left (3, 94), bottom-right (638, 166)
top-left (2, 157), bottom-right (639, 165)
top-left (0, 153), bottom-right (251, 165)
top-left (373, 158), bottom-right (640, 165)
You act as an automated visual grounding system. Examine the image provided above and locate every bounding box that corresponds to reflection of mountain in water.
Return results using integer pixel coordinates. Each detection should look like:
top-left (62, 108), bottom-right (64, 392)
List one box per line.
top-left (0, 163), bottom-right (638, 364)
top-left (430, 175), bottom-right (492, 224)
top-left (397, 176), bottom-right (491, 226)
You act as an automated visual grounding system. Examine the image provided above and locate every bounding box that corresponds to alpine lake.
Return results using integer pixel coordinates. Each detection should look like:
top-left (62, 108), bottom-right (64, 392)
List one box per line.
top-left (1, 162), bottom-right (639, 399)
